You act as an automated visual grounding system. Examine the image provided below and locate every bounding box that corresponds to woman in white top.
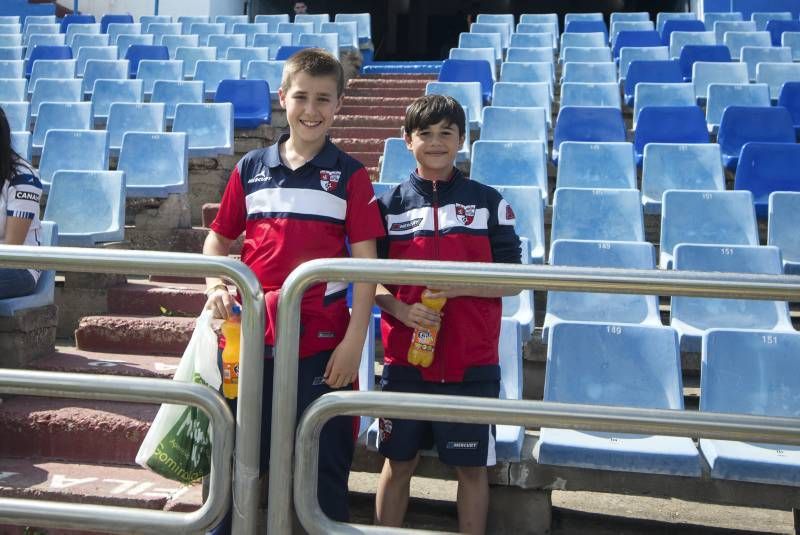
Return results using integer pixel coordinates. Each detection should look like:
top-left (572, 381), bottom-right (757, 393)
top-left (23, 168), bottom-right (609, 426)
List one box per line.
top-left (0, 106), bottom-right (42, 299)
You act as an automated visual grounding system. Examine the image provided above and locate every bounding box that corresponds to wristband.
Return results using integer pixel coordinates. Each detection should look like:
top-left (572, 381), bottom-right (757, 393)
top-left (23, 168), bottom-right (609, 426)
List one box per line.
top-left (205, 284), bottom-right (228, 297)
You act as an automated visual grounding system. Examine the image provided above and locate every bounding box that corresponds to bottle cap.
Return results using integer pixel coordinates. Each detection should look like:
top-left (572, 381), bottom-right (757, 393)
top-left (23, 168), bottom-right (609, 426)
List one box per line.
top-left (232, 304), bottom-right (241, 316)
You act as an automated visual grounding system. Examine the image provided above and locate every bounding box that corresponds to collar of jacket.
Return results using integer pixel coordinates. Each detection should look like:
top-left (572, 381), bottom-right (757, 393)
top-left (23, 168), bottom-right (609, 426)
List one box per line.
top-left (408, 167), bottom-right (464, 199)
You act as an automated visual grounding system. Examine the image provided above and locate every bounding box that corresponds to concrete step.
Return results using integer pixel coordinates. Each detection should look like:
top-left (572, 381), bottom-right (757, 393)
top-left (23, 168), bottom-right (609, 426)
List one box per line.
top-left (107, 281), bottom-right (207, 318)
top-left (328, 126), bottom-right (400, 139)
top-left (349, 152), bottom-right (381, 168)
top-left (0, 396), bottom-right (156, 464)
top-left (333, 115), bottom-right (404, 128)
top-left (28, 345), bottom-right (180, 379)
top-left (332, 138), bottom-right (386, 153)
top-left (342, 96), bottom-right (418, 107)
top-left (344, 87), bottom-right (422, 98)
top-left (347, 78), bottom-right (429, 89)
top-left (339, 105), bottom-right (410, 117)
top-left (75, 315), bottom-right (199, 357)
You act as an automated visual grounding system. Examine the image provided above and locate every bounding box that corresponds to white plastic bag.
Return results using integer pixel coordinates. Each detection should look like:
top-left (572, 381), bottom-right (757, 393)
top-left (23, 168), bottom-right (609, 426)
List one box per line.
top-left (135, 309), bottom-right (222, 483)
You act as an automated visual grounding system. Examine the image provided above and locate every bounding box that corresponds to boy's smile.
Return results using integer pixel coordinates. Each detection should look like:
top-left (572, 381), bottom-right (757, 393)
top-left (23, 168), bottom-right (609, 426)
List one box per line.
top-left (405, 120), bottom-right (465, 181)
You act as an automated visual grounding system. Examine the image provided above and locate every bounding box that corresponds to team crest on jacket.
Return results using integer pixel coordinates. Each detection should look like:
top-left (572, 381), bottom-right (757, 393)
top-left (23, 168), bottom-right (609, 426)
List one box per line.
top-left (319, 170), bottom-right (341, 192)
top-left (506, 204), bottom-right (516, 220)
top-left (455, 203), bottom-right (476, 225)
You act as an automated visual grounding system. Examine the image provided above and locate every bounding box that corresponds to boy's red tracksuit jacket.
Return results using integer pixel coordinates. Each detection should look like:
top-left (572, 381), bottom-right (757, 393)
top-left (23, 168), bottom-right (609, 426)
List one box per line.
top-left (377, 169), bottom-right (522, 383)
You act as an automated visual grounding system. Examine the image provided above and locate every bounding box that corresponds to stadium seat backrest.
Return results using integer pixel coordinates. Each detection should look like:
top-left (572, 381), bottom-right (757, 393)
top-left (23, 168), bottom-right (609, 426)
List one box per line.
top-left (559, 31), bottom-right (606, 54)
top-left (550, 188), bottom-right (644, 247)
top-left (162, 34), bottom-right (199, 59)
top-left (38, 128), bottom-right (108, 188)
top-left (245, 60), bottom-right (284, 97)
top-left (565, 20), bottom-right (608, 39)
top-left (252, 33), bottom-right (292, 60)
top-left (277, 22), bottom-right (314, 45)
top-left (82, 59), bottom-right (128, 96)
top-left (449, 47), bottom-right (496, 80)
top-left (669, 29), bottom-right (715, 58)
top-left (476, 15), bottom-right (514, 44)
top-left (704, 11), bottom-right (743, 31)
top-left (151, 80), bottom-right (204, 121)
top-left (610, 21), bottom-right (655, 44)
top-left (10, 131), bottom-right (30, 160)
top-left (74, 45), bottom-right (116, 76)
top-left (717, 105), bottom-right (796, 170)
top-left (175, 46), bottom-right (215, 78)
top-left (297, 32), bottom-right (339, 57)
top-left (116, 33), bottom-right (152, 58)
top-left (335, 13), bottom-right (372, 42)
top-left (107, 22), bottom-right (142, 45)
top-left (176, 16), bottom-right (208, 34)
top-left (706, 83), bottom-right (771, 130)
top-left (520, 13), bottom-right (559, 34)
top-left (188, 22), bottom-right (225, 46)
top-left (611, 12), bottom-right (650, 24)
top-left (470, 140), bottom-right (548, 198)
top-left (509, 32), bottom-right (553, 50)
top-left (612, 30), bottom-right (662, 59)
top-left (23, 23), bottom-right (59, 45)
top-left (254, 14), bottom-right (290, 33)
top-left (227, 47), bottom-right (269, 76)
top-left (735, 142), bottom-right (800, 217)
top-left (146, 22), bottom-right (182, 46)
top-left (0, 35), bottom-right (22, 48)
top-left (768, 191), bottom-right (800, 273)
top-left (713, 20), bottom-right (757, 44)
top-left (106, 102), bottom-right (166, 151)
top-left (42, 169), bottom-right (124, 247)
top-left (500, 61), bottom-right (554, 91)
top-left (1, 101), bottom-right (28, 131)
top-left (215, 79), bottom-right (271, 128)
top-left (232, 23), bottom-right (268, 46)
top-left (194, 60), bottom-right (241, 98)
top-left (765, 19), bottom-right (800, 45)
top-left (693, 61), bottom-right (749, 100)
top-left (659, 190), bottom-right (758, 268)
top-left (561, 61), bottom-right (616, 83)
top-left (723, 30), bottom-right (771, 59)
top-left (438, 59), bottom-right (493, 102)
top-left (778, 80), bottom-right (800, 130)
top-left (0, 79), bottom-right (27, 101)
top-left (470, 22), bottom-right (511, 50)
top-left (101, 14), bottom-right (133, 33)
top-left (425, 81), bottom-right (483, 128)
top-left (28, 60), bottom-right (76, 98)
top-left (136, 59), bottom-right (183, 95)
top-left (756, 62), bottom-right (800, 100)
top-left (752, 11), bottom-right (792, 31)
top-left (566, 12), bottom-right (603, 23)
top-left (741, 45), bottom-right (792, 81)
top-left (492, 186), bottom-right (545, 264)
top-left (678, 44), bottom-right (731, 81)
top-left (634, 105), bottom-right (708, 163)
top-left (275, 45), bottom-right (313, 61)
top-left (70, 33), bottom-right (109, 53)
top-left (491, 81), bottom-right (551, 125)
top-left (641, 143), bottom-right (725, 214)
top-left (64, 23), bottom-right (100, 48)
top-left (623, 59), bottom-right (683, 104)
top-left (91, 78), bottom-right (144, 124)
top-left (619, 46), bottom-right (669, 80)
top-left (552, 106), bottom-right (626, 163)
top-left (505, 46), bottom-right (552, 63)
top-left (321, 21), bottom-right (358, 49)
top-left (458, 31), bottom-right (502, 60)
top-left (782, 31), bottom-right (800, 60)
top-left (560, 82), bottom-right (621, 108)
top-left (140, 16), bottom-right (172, 31)
top-left (661, 19), bottom-right (706, 46)
top-left (633, 82), bottom-right (695, 127)
top-left (215, 15), bottom-right (248, 34)
top-left (379, 138), bottom-right (415, 183)
top-left (294, 13), bottom-right (330, 34)
top-left (30, 78), bottom-right (81, 118)
top-left (118, 132), bottom-right (188, 198)
top-left (0, 59), bottom-right (23, 79)
top-left (31, 101), bottom-right (91, 154)
top-left (25, 44), bottom-right (71, 77)
top-left (124, 44), bottom-right (168, 76)
top-left (556, 142), bottom-right (636, 190)
top-left (562, 46), bottom-right (614, 64)
top-left (172, 102), bottom-right (234, 157)
top-left (480, 106), bottom-right (546, 142)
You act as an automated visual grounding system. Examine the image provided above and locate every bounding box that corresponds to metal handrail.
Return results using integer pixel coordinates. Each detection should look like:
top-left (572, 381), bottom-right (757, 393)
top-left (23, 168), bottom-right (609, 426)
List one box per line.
top-left (0, 245), bottom-right (265, 535)
top-left (0, 369), bottom-right (234, 534)
top-left (294, 391), bottom-right (800, 535)
top-left (269, 257), bottom-right (800, 534)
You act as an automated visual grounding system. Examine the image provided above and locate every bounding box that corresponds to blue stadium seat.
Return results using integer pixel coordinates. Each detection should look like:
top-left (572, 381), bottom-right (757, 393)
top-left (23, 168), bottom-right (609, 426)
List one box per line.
top-left (227, 47), bottom-right (269, 76)
top-left (641, 143), bottom-right (725, 214)
top-left (556, 142), bottom-right (636, 190)
top-left (741, 45), bottom-right (792, 81)
top-left (124, 44), bottom-right (168, 77)
top-left (193, 60), bottom-right (240, 99)
top-left (470, 141), bottom-right (548, 202)
top-left (0, 35), bottom-right (21, 48)
top-left (215, 79), bottom-right (270, 129)
top-left (100, 14), bottom-right (134, 33)
top-left (509, 32), bottom-right (554, 50)
top-left (70, 33), bottom-right (109, 54)
top-left (321, 21), bottom-right (359, 50)
top-left (297, 32), bottom-right (339, 58)
top-left (470, 22), bottom-right (511, 50)
top-left (611, 30), bottom-right (662, 59)
top-left (765, 19), bottom-right (800, 45)
top-left (561, 62), bottom-right (615, 84)
top-left (116, 34), bottom-right (153, 59)
top-left (215, 15), bottom-right (248, 34)
top-left (107, 22), bottom-right (142, 47)
top-left (560, 82), bottom-right (621, 108)
top-left (565, 20), bottom-right (607, 39)
top-left (378, 138), bottom-right (415, 183)
top-left (552, 106), bottom-right (626, 164)
top-left (756, 62), bottom-right (800, 101)
top-left (703, 12), bottom-right (743, 31)
top-left (82, 59), bottom-right (128, 97)
top-left (38, 129), bottom-right (109, 190)
top-left (274, 45), bottom-right (313, 61)
top-left (491, 81), bottom-right (551, 127)
top-left (634, 106), bottom-right (709, 165)
top-left (175, 46), bottom-right (215, 78)
top-left (724, 30), bottom-right (771, 59)
top-left (106, 102), bottom-right (165, 154)
top-left (449, 47), bottom-right (496, 80)
top-left (658, 12), bottom-right (699, 34)
top-left (735, 142), bottom-right (800, 218)
top-left (752, 11), bottom-right (792, 31)
top-left (60, 14), bottom-right (95, 34)
top-left (559, 32), bottom-right (606, 56)
top-left (64, 22), bottom-right (99, 44)
top-left (254, 14), bottom-right (290, 33)
top-left (632, 82), bottom-right (695, 128)
top-left (25, 44), bottom-right (71, 78)
top-left (245, 60), bottom-right (284, 99)
top-left (0, 59), bottom-right (23, 79)
top-left (505, 47), bottom-right (553, 63)
top-left (31, 101), bottom-right (91, 157)
top-left (677, 44), bottom-right (730, 81)
top-left (425, 81), bottom-right (483, 129)
top-left (160, 34), bottom-right (197, 59)
top-left (252, 33), bottom-right (292, 60)
top-left (611, 12), bottom-right (650, 24)
top-left (117, 132), bottom-right (188, 197)
top-left (23, 23), bottom-right (60, 47)
top-left (623, 60), bottom-right (683, 106)
top-left (30, 78), bottom-right (81, 119)
top-left (150, 80), bottom-right (204, 123)
top-left (697, 62), bottom-right (752, 101)
top-left (438, 59), bottom-right (493, 104)
top-left (335, 13), bottom-right (372, 44)
top-left (187, 22), bottom-right (225, 46)
top-left (1, 102), bottom-right (28, 131)
top-left (140, 15), bottom-right (173, 31)
top-left (0, 46), bottom-right (23, 61)
top-left (610, 21), bottom-right (655, 44)
top-left (231, 23), bottom-right (268, 46)
top-left (172, 102), bottom-right (234, 157)
top-left (499, 62), bottom-right (554, 96)
top-left (519, 13), bottom-right (559, 34)
top-left (294, 13), bottom-right (329, 34)
top-left (74, 45), bottom-right (116, 77)
top-left (713, 20), bottom-right (757, 43)
top-left (0, 220), bottom-right (57, 316)
top-left (43, 170), bottom-right (124, 247)
top-left (669, 29), bottom-right (716, 58)
top-left (480, 106), bottom-right (546, 142)
top-left (717, 106), bottom-right (795, 170)
top-left (672, 244), bottom-right (792, 352)
top-left (561, 46), bottom-right (613, 65)
top-left (146, 22), bottom-right (182, 46)
top-left (175, 16), bottom-right (207, 34)
top-left (661, 19), bottom-right (706, 46)
top-left (768, 191), bottom-right (800, 273)
top-left (535, 321), bottom-right (701, 477)
top-left (619, 46), bottom-right (669, 81)
top-left (91, 79), bottom-right (143, 125)
top-left (782, 31), bottom-right (800, 59)
top-left (136, 59), bottom-right (182, 96)
top-left (276, 22), bottom-right (314, 45)
top-left (493, 186), bottom-right (545, 264)
top-left (700, 328), bottom-right (800, 486)
top-left (0, 79), bottom-right (27, 102)
top-left (706, 83), bottom-right (771, 133)
top-left (777, 80), bottom-right (800, 133)
top-left (11, 131), bottom-right (30, 160)
top-left (550, 188), bottom-right (644, 250)
top-left (458, 31), bottom-right (502, 61)
top-left (660, 190), bottom-right (759, 269)
top-left (544, 240), bottom-right (661, 339)
top-left (27, 59), bottom-right (76, 99)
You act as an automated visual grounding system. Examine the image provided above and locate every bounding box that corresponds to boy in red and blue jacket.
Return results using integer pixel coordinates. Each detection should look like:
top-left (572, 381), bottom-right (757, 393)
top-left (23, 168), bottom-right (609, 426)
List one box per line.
top-left (374, 94), bottom-right (522, 535)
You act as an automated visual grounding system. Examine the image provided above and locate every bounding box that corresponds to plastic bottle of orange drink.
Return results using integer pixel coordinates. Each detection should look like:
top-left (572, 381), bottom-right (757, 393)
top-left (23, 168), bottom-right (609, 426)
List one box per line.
top-left (221, 304), bottom-right (241, 399)
top-left (407, 289), bottom-right (447, 368)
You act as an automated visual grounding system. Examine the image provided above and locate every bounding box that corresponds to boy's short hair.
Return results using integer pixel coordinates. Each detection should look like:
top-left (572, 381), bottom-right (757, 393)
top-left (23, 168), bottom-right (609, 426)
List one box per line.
top-left (404, 95), bottom-right (466, 138)
top-left (281, 48), bottom-right (345, 96)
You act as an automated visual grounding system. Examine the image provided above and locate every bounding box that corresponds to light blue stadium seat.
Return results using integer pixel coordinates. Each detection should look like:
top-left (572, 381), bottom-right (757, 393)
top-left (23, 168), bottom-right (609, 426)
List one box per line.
top-left (499, 235), bottom-right (535, 341)
top-left (0, 47), bottom-right (24, 61)
top-left (0, 35), bottom-right (21, 49)
top-left (560, 46), bottom-right (613, 64)
top-left (43, 170), bottom-right (124, 247)
top-left (470, 140), bottom-right (548, 203)
top-left (353, 315), bottom-right (376, 437)
top-left (145, 22), bottom-right (181, 46)
top-left (717, 106), bottom-right (796, 171)
top-left (618, 46), bottom-right (669, 81)
top-left (741, 46), bottom-right (791, 82)
top-left (550, 188), bottom-right (644, 253)
top-left (672, 244), bottom-right (792, 352)
top-left (296, 32), bottom-right (339, 58)
top-left (172, 102), bottom-right (234, 157)
top-left (765, 18), bottom-right (800, 44)
top-left (612, 31), bottom-right (663, 60)
top-left (634, 106), bottom-right (709, 165)
top-left (378, 138), bottom-right (414, 183)
top-left (177, 16), bottom-right (209, 35)
top-left (1, 101), bottom-right (28, 131)
top-left (559, 32), bottom-right (606, 58)
top-left (193, 60), bottom-right (240, 99)
top-left (23, 23), bottom-right (59, 46)
top-left (753, 11), bottom-right (792, 30)
top-left (735, 142), bottom-right (800, 218)
top-left (208, 34), bottom-right (246, 60)
top-left (660, 190), bottom-right (759, 269)
top-left (700, 328), bottom-right (800, 486)
top-left (70, 33), bottom-right (108, 54)
top-left (768, 191), bottom-right (800, 274)
top-left (31, 101), bottom-right (91, 157)
top-left (91, 79), bottom-right (143, 125)
top-left (11, 131), bottom-right (30, 160)
top-left (231, 23), bottom-right (268, 47)
top-left (560, 82), bottom-right (621, 108)
top-left (117, 131), bottom-right (188, 197)
top-left (115, 34), bottom-right (153, 59)
top-left (162, 34), bottom-right (199, 59)
top-left (82, 59), bottom-right (128, 96)
top-left (505, 47), bottom-right (553, 63)
top-left (777, 81), bottom-right (800, 129)
top-left (624, 59), bottom-right (683, 106)
top-left (756, 62), bottom-right (800, 101)
top-left (188, 22), bottom-right (225, 46)
top-left (471, 22), bottom-right (511, 50)
top-left (560, 61), bottom-right (615, 83)
top-left (520, 13), bottom-right (559, 33)
top-left (38, 129), bottom-right (108, 190)
top-left (713, 20), bottom-right (757, 44)
top-left (556, 142), bottom-right (636, 190)
top-left (0, 220), bottom-right (57, 316)
top-left (611, 20), bottom-right (654, 44)
top-left (641, 143), bottom-right (724, 215)
top-left (74, 45), bottom-right (116, 77)
top-left (215, 15), bottom-right (248, 34)
top-left (668, 29), bottom-right (715, 58)
top-left (499, 62), bottom-right (554, 96)
top-left (254, 14), bottom-right (290, 33)
top-left (26, 46), bottom-right (71, 78)
top-left (335, 13), bottom-right (372, 44)
top-left (491, 81), bottom-right (551, 127)
top-left (544, 240), bottom-right (661, 340)
top-left (252, 33), bottom-right (292, 60)
top-left (107, 22), bottom-right (141, 46)
top-left (704, 12), bottom-right (744, 30)
top-left (552, 106), bottom-right (627, 164)
top-left (449, 48), bottom-right (496, 80)
top-left (458, 31), bottom-right (501, 61)
top-left (227, 47), bottom-right (269, 76)
top-left (724, 30), bottom-right (771, 59)
top-left (149, 80), bottom-right (203, 123)
top-left (509, 32), bottom-right (554, 51)
top-left (632, 82), bottom-right (695, 128)
top-left (493, 186), bottom-right (545, 264)
top-left (245, 60), bottom-right (284, 99)
top-left (425, 81), bottom-right (483, 129)
top-left (693, 60), bottom-right (749, 101)
top-left (0, 59), bottom-right (23, 78)
top-left (106, 102), bottom-right (165, 155)
top-left (321, 21), bottom-right (359, 50)
top-left (480, 106), bottom-right (546, 142)
top-left (30, 78), bottom-right (81, 119)
top-left (276, 22), bottom-right (314, 45)
top-left (438, 58), bottom-right (494, 103)
top-left (27, 59), bottom-right (75, 97)
top-left (706, 83), bottom-right (771, 133)
top-left (140, 16), bottom-right (172, 31)
top-left (294, 13), bottom-right (329, 34)
top-left (123, 44), bottom-right (168, 76)
top-left (136, 59), bottom-right (182, 96)
top-left (782, 31), bottom-right (800, 60)
top-left (175, 46), bottom-right (215, 79)
top-left (0, 79), bottom-right (26, 102)
top-left (535, 321), bottom-right (701, 477)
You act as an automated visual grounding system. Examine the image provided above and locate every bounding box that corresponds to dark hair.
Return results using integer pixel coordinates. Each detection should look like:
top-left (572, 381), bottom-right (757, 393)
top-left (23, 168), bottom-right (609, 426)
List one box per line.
top-left (403, 95), bottom-right (466, 138)
top-left (0, 106), bottom-right (21, 187)
top-left (281, 47), bottom-right (345, 96)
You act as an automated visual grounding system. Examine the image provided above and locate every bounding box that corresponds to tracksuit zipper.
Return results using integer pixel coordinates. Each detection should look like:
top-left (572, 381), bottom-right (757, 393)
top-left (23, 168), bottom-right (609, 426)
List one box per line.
top-left (431, 180), bottom-right (446, 383)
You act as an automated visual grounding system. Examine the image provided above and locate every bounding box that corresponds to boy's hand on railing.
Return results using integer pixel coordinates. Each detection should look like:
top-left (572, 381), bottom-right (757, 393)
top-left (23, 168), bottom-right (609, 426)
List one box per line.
top-left (204, 285), bottom-right (235, 320)
top-left (397, 301), bottom-right (442, 330)
top-left (324, 336), bottom-right (363, 389)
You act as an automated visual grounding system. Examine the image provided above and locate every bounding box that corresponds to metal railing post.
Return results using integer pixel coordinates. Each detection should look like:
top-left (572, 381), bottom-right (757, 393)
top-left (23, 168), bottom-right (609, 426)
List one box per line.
top-left (267, 257), bottom-right (800, 534)
top-left (0, 245), bottom-right (265, 535)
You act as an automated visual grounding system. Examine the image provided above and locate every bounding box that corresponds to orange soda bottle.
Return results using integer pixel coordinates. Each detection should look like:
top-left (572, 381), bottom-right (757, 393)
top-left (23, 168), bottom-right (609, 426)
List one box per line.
top-left (407, 289), bottom-right (447, 368)
top-left (221, 304), bottom-right (241, 399)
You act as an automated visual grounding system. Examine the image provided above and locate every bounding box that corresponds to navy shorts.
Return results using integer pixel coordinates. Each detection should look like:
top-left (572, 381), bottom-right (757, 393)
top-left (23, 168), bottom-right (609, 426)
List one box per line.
top-left (377, 365), bottom-right (501, 467)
